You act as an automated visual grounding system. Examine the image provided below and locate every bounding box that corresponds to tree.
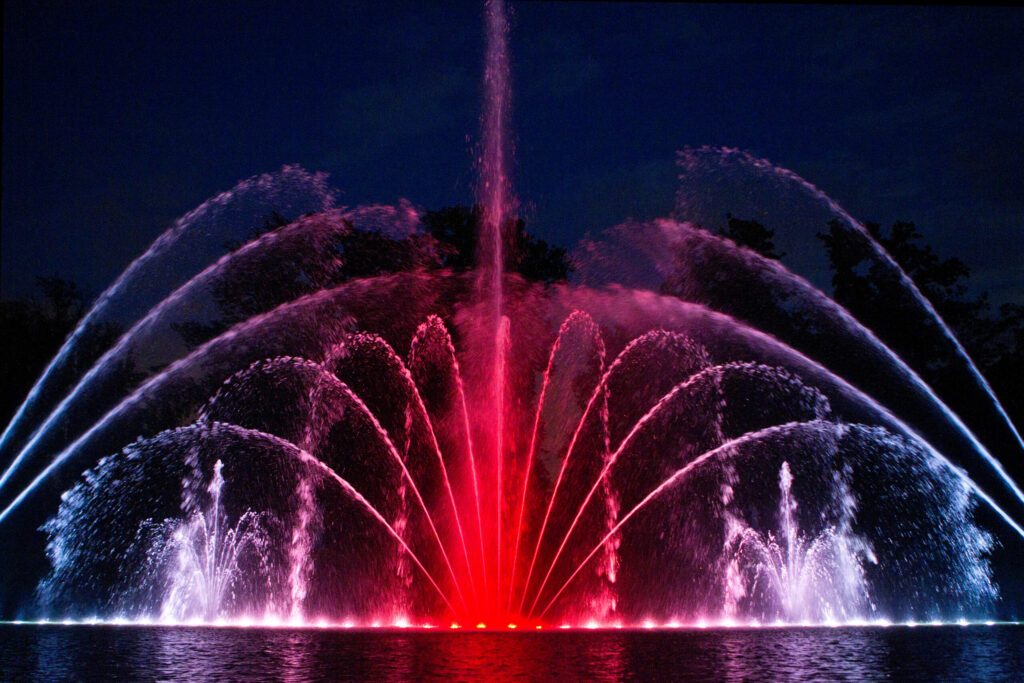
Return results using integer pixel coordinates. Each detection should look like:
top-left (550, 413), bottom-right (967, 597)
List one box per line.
top-left (722, 214), bottom-right (785, 260)
top-left (422, 205), bottom-right (572, 284)
top-left (818, 219), bottom-right (1023, 425)
top-left (171, 205), bottom-right (571, 347)
top-left (0, 279), bottom-right (89, 424)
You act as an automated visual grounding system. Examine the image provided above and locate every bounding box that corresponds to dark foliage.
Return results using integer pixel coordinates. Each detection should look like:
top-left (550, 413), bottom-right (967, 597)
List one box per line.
top-left (173, 206), bottom-right (570, 348)
top-left (422, 205), bottom-right (572, 284)
top-left (818, 219), bottom-right (1023, 425)
top-left (723, 214), bottom-right (785, 260)
top-left (0, 279), bottom-right (122, 425)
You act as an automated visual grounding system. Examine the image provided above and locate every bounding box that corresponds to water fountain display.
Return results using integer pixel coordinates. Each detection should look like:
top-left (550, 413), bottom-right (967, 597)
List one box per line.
top-left (1, 0), bottom-right (1022, 631)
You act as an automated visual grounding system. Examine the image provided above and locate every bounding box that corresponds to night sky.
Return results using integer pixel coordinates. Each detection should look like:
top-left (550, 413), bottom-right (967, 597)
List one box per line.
top-left (3, 2), bottom-right (1022, 306)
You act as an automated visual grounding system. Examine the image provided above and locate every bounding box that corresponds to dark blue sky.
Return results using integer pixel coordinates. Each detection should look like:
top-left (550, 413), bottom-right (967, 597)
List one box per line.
top-left (3, 2), bottom-right (1022, 304)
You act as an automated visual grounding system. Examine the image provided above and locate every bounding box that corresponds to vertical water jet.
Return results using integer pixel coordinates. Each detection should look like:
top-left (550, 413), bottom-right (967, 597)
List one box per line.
top-left (476, 0), bottom-right (514, 615)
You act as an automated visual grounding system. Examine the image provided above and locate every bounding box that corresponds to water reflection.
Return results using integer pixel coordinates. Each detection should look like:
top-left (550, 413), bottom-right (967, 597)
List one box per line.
top-left (719, 628), bottom-right (885, 681)
top-left (2, 625), bottom-right (1022, 681)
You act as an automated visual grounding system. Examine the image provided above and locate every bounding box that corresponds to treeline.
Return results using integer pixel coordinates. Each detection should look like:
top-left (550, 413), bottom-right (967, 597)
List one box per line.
top-left (1, 208), bottom-right (1020, 430)
top-left (723, 215), bottom-right (1023, 426)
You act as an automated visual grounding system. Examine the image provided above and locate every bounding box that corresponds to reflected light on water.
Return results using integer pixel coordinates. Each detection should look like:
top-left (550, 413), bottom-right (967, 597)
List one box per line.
top-left (1, 623), bottom-right (1022, 681)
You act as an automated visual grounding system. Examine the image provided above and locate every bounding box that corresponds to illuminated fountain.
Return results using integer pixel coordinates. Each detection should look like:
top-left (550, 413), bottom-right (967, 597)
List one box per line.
top-left (723, 462), bottom-right (874, 624)
top-left (1, 0), bottom-right (1022, 629)
top-left (160, 461), bottom-right (272, 623)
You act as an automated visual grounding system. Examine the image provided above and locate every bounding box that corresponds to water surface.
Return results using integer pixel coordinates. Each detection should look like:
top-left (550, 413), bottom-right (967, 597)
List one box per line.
top-left (3, 624), bottom-right (1023, 681)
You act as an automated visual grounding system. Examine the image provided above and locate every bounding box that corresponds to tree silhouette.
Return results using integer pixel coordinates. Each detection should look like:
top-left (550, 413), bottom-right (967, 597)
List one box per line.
top-left (0, 278), bottom-right (122, 425)
top-left (723, 214), bottom-right (785, 260)
top-left (818, 219), bottom-right (1022, 425)
top-left (170, 206), bottom-right (571, 348)
top-left (422, 205), bottom-right (571, 283)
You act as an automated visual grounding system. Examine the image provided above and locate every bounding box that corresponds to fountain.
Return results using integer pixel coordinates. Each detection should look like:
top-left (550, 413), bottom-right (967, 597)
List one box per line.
top-left (160, 461), bottom-right (272, 623)
top-left (722, 462), bottom-right (875, 624)
top-left (0, 0), bottom-right (1020, 629)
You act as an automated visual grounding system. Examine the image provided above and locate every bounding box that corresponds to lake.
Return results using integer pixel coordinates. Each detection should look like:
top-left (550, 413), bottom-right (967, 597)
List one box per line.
top-left (2, 623), bottom-right (1023, 681)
